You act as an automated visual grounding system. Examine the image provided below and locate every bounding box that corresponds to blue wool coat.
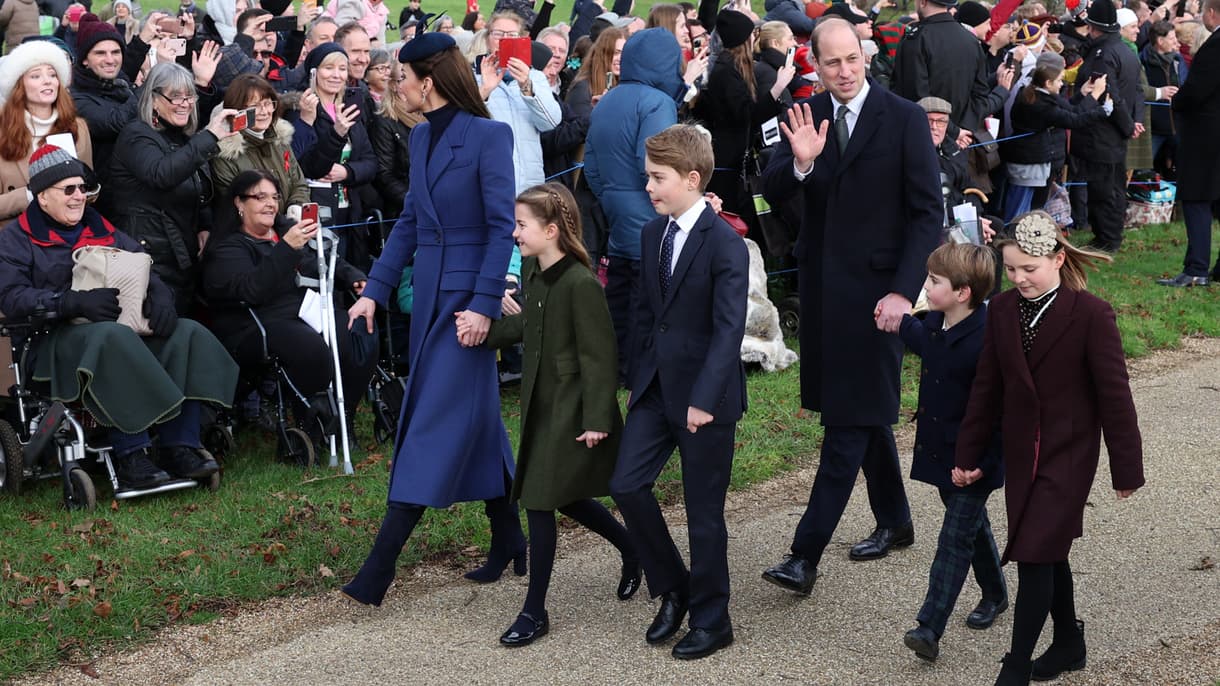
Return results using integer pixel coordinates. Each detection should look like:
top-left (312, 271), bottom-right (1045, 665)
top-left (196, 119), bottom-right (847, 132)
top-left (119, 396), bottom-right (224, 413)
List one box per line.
top-left (362, 109), bottom-right (517, 508)
top-left (898, 308), bottom-right (1002, 493)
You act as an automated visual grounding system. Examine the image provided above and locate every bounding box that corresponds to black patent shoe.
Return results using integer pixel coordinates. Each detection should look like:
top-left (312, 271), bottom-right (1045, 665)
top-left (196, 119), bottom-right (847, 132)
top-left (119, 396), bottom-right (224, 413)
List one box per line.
top-left (499, 611), bottom-right (549, 647)
top-left (158, 446), bottom-right (220, 479)
top-left (1157, 272), bottom-right (1211, 287)
top-left (113, 449), bottom-right (172, 491)
top-left (849, 523), bottom-right (915, 560)
top-left (966, 596), bottom-right (1010, 630)
top-left (672, 625), bottom-right (734, 660)
top-left (617, 559), bottom-right (642, 600)
top-left (645, 591), bottom-right (688, 644)
top-left (761, 554), bottom-right (817, 595)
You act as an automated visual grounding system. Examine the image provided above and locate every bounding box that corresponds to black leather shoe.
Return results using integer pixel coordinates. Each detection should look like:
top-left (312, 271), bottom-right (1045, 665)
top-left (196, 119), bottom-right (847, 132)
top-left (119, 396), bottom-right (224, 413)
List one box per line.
top-left (672, 625), bottom-right (734, 660)
top-left (849, 523), bottom-right (915, 561)
top-left (499, 611), bottom-right (549, 647)
top-left (617, 559), bottom-right (642, 600)
top-left (645, 591), bottom-right (688, 644)
top-left (113, 449), bottom-right (172, 491)
top-left (966, 596), bottom-right (1010, 630)
top-left (1157, 272), bottom-right (1211, 287)
top-left (761, 554), bottom-right (817, 595)
top-left (157, 446), bottom-right (219, 480)
top-left (903, 626), bottom-right (940, 662)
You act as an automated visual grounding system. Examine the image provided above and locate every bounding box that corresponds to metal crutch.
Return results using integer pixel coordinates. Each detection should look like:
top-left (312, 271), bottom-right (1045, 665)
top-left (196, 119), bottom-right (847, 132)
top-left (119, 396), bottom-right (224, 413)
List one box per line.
top-left (313, 228), bottom-right (353, 475)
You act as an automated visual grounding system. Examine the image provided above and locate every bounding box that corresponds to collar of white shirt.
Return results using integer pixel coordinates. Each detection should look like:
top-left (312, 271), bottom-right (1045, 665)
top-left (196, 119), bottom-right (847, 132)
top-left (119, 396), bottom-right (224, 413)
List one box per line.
top-left (831, 79), bottom-right (871, 135)
top-left (669, 197), bottom-right (708, 235)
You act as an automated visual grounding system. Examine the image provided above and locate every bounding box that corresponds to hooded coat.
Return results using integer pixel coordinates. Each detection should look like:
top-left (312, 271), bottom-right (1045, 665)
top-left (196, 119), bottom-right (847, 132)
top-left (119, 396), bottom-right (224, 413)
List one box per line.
top-left (211, 119), bottom-right (311, 216)
top-left (584, 28), bottom-right (683, 262)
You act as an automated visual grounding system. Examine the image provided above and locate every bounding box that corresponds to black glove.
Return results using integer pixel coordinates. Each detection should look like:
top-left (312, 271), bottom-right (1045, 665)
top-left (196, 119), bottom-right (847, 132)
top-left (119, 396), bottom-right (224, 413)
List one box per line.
top-left (143, 296), bottom-right (179, 338)
top-left (60, 288), bottom-right (121, 322)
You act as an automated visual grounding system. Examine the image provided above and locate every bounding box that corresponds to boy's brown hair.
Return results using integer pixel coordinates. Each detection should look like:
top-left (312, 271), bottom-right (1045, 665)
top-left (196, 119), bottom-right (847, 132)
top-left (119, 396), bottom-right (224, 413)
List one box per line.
top-left (644, 124), bottom-right (714, 192)
top-left (926, 243), bottom-right (996, 309)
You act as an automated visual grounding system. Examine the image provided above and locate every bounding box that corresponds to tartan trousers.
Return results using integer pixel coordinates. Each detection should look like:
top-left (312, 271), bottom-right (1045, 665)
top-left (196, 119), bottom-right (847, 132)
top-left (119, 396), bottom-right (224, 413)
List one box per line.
top-left (916, 488), bottom-right (1007, 637)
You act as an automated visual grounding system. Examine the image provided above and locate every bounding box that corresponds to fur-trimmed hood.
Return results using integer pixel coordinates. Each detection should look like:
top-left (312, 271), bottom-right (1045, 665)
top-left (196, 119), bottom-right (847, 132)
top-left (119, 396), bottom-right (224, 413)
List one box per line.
top-left (216, 119), bottom-right (295, 160)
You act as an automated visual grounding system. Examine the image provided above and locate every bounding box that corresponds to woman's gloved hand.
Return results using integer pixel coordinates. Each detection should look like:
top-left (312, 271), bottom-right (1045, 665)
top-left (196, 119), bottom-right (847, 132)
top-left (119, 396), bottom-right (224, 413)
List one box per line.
top-left (60, 288), bottom-right (121, 322)
top-left (143, 296), bottom-right (179, 337)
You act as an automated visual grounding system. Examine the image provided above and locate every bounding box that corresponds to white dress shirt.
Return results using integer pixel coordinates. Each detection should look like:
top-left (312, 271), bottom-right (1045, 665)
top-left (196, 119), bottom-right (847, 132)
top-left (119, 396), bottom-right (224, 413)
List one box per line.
top-left (663, 198), bottom-right (708, 275)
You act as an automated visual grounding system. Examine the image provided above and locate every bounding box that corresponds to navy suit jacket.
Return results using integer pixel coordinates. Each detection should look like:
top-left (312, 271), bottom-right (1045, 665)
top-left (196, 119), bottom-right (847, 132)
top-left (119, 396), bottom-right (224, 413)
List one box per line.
top-left (628, 204), bottom-right (749, 427)
top-left (760, 81), bottom-right (942, 426)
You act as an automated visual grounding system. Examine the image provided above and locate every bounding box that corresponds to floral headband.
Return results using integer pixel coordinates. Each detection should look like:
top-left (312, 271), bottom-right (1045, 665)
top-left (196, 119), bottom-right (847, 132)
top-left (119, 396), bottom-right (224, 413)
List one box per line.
top-left (1012, 211), bottom-right (1060, 257)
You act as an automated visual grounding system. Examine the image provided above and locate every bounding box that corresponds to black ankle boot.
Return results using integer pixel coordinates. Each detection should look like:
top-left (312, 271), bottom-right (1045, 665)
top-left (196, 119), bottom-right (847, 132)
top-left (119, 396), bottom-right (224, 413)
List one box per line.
top-left (994, 653), bottom-right (1032, 686)
top-left (464, 498), bottom-right (527, 583)
top-left (1031, 619), bottom-right (1086, 681)
top-left (342, 504), bottom-right (424, 606)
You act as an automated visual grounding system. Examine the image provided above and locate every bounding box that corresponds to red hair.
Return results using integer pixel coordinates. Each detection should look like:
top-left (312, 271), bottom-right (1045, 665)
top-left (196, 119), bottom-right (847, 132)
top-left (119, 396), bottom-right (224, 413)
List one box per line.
top-left (0, 72), bottom-right (82, 163)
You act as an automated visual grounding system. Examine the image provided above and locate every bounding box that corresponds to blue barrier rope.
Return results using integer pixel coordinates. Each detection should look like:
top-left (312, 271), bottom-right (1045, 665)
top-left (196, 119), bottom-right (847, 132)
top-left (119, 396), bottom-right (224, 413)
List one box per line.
top-left (967, 131), bottom-right (1033, 148)
top-left (767, 268), bottom-right (799, 277)
top-left (1144, 101), bottom-right (1171, 106)
top-left (545, 162), bottom-right (585, 181)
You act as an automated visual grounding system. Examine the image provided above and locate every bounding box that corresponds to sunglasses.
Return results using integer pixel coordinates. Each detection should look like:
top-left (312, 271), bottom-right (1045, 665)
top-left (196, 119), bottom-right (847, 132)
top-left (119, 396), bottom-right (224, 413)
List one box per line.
top-left (49, 183), bottom-right (99, 197)
top-left (255, 50), bottom-right (275, 59)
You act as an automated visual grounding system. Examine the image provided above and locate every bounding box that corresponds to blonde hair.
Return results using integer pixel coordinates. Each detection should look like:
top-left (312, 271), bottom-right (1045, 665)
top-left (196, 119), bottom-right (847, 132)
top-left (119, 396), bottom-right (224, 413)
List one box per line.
top-left (644, 124), bottom-right (714, 192)
top-left (758, 20), bottom-right (792, 52)
top-left (515, 183), bottom-right (591, 270)
top-left (995, 210), bottom-right (1113, 291)
top-left (378, 61), bottom-right (426, 126)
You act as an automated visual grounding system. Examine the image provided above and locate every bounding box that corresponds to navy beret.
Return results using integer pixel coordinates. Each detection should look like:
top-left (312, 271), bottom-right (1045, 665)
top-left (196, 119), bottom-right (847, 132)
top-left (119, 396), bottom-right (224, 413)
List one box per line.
top-left (398, 32), bottom-right (456, 63)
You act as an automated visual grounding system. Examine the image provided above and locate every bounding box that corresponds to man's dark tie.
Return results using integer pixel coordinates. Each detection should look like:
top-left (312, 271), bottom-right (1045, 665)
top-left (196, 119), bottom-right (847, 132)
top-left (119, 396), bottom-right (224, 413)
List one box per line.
top-left (659, 220), bottom-right (679, 298)
top-left (835, 104), bottom-right (850, 156)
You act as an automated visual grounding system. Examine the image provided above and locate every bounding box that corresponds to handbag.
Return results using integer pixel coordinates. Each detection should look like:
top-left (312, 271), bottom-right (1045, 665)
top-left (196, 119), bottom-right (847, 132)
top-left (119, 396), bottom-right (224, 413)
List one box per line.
top-left (70, 246), bottom-right (154, 335)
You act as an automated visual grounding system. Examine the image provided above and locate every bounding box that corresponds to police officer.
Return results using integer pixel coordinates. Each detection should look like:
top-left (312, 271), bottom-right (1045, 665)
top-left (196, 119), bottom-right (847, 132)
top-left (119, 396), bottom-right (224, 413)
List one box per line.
top-left (892, 0), bottom-right (1013, 143)
top-left (1070, 0), bottom-right (1143, 253)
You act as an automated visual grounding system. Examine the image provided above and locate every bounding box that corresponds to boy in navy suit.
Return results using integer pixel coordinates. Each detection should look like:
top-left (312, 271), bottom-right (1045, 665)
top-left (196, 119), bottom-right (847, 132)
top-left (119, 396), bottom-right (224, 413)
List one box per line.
top-left (608, 124), bottom-right (749, 661)
top-left (898, 243), bottom-right (1008, 662)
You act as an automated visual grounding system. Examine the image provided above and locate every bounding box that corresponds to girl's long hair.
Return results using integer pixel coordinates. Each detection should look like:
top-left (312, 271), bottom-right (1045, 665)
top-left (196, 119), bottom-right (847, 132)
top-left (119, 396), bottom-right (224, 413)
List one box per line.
top-left (516, 183), bottom-right (591, 270)
top-left (727, 40), bottom-right (757, 100)
top-left (573, 28), bottom-right (625, 96)
top-left (995, 210), bottom-right (1113, 291)
top-left (0, 72), bottom-right (81, 162)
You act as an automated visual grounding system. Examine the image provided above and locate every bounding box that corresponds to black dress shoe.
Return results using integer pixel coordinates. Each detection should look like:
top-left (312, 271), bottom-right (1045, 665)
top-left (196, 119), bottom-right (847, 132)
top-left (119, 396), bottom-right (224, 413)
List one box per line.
top-left (903, 626), bottom-right (940, 662)
top-left (1085, 240), bottom-right (1119, 254)
top-left (966, 596), bottom-right (1010, 630)
top-left (645, 591), bottom-right (688, 644)
top-left (1157, 272), bottom-right (1211, 287)
top-left (499, 611), bottom-right (549, 647)
top-left (761, 554), bottom-right (817, 595)
top-left (672, 625), bottom-right (734, 660)
top-left (849, 523), bottom-right (915, 561)
top-left (617, 559), bottom-right (642, 600)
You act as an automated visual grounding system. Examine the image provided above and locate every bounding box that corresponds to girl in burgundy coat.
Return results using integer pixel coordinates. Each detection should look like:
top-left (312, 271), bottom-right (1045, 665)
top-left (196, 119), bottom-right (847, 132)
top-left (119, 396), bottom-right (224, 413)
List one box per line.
top-left (952, 211), bottom-right (1145, 686)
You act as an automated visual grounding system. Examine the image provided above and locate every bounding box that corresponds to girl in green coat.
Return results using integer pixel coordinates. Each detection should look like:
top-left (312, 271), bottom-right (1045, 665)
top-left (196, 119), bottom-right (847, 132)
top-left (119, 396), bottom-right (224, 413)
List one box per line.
top-left (471, 183), bottom-right (640, 648)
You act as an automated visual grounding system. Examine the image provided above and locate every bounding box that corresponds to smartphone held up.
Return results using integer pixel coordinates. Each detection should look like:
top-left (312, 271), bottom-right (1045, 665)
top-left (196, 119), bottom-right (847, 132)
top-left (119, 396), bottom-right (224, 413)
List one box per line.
top-left (229, 107), bottom-right (258, 133)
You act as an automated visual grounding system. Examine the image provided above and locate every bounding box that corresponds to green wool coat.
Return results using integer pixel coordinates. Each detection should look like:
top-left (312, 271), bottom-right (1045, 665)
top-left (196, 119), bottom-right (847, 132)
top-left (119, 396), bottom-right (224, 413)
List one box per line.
top-left (486, 254), bottom-right (623, 510)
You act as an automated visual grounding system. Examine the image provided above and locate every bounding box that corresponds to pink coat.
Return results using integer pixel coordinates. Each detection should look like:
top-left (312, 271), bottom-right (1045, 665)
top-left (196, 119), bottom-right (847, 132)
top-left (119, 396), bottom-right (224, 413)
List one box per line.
top-left (324, 0), bottom-right (388, 45)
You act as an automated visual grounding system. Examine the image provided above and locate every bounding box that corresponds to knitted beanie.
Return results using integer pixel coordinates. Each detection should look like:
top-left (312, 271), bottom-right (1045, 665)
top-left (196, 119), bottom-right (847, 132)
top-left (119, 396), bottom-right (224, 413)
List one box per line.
top-left (955, 1), bottom-right (992, 28)
top-left (716, 9), bottom-right (755, 50)
top-left (28, 145), bottom-right (87, 196)
top-left (75, 14), bottom-right (126, 60)
top-left (0, 40), bottom-right (73, 102)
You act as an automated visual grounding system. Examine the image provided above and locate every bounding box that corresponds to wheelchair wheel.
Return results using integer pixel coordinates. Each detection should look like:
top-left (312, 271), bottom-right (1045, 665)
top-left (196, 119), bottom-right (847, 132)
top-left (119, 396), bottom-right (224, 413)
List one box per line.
top-left (0, 419), bottom-right (23, 495)
top-left (280, 428), bottom-right (316, 468)
top-left (777, 295), bottom-right (801, 340)
top-left (202, 422), bottom-right (236, 461)
top-left (201, 471), bottom-right (221, 492)
top-left (64, 468), bottom-right (96, 511)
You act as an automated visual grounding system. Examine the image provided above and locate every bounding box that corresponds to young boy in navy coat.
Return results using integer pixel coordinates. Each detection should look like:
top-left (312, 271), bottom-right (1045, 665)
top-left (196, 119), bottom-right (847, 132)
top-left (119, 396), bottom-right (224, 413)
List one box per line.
top-left (608, 124), bottom-right (749, 661)
top-left (898, 243), bottom-right (1008, 662)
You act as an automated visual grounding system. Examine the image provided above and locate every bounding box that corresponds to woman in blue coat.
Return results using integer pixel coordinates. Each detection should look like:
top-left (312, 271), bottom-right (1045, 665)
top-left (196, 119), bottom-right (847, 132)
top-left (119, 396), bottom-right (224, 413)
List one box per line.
top-left (341, 33), bottom-right (524, 607)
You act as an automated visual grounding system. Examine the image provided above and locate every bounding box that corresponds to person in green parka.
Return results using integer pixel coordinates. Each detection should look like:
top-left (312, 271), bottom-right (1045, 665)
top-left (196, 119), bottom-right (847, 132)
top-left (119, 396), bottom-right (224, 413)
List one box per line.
top-left (471, 183), bottom-right (640, 648)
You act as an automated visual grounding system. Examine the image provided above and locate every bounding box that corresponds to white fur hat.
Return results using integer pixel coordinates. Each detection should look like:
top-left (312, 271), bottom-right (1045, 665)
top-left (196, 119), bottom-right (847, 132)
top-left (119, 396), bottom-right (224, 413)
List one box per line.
top-left (0, 41), bottom-right (73, 103)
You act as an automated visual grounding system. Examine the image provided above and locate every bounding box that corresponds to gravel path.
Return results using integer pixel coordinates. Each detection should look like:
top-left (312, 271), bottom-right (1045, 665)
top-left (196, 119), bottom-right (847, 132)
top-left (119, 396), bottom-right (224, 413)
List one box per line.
top-left (19, 339), bottom-right (1220, 686)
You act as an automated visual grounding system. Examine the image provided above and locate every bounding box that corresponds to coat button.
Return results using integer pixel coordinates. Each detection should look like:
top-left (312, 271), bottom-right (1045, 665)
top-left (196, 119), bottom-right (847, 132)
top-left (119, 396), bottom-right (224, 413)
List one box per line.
top-left (659, 323), bottom-right (668, 332)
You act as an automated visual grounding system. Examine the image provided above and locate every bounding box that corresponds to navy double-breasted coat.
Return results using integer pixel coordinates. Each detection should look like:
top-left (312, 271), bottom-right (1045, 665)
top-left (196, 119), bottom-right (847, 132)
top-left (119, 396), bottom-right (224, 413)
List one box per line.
top-left (361, 109), bottom-right (518, 508)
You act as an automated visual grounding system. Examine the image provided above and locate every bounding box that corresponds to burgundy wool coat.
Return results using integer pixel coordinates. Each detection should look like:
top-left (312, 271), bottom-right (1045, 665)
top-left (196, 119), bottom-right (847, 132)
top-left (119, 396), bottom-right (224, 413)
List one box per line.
top-left (955, 287), bottom-right (1145, 564)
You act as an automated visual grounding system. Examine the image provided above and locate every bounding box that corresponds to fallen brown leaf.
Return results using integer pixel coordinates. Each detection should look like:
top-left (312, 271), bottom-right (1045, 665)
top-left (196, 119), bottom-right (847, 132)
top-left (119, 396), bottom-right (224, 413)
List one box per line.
top-left (92, 601), bottom-right (112, 618)
top-left (318, 564), bottom-right (334, 578)
top-left (80, 663), bottom-right (99, 679)
top-left (1189, 556), bottom-right (1214, 571)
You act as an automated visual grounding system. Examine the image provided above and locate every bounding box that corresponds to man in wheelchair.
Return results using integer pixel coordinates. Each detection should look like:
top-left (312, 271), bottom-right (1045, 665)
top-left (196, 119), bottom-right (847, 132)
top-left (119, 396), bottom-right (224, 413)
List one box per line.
top-left (0, 146), bottom-right (239, 494)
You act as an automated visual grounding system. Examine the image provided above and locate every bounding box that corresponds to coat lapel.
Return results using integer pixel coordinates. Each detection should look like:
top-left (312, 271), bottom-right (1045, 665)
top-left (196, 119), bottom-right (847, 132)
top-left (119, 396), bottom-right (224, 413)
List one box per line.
top-left (641, 220), bottom-right (664, 314)
top-left (837, 84), bottom-right (885, 171)
top-left (994, 293), bottom-right (1037, 393)
top-left (407, 123), bottom-right (440, 224)
top-left (426, 110), bottom-right (471, 193)
top-left (661, 206), bottom-right (714, 312)
top-left (1026, 287), bottom-right (1077, 371)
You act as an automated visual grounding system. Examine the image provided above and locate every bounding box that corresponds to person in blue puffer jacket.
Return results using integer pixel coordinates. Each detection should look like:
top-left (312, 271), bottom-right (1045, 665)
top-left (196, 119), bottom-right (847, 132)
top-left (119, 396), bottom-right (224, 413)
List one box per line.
top-left (584, 27), bottom-right (684, 384)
